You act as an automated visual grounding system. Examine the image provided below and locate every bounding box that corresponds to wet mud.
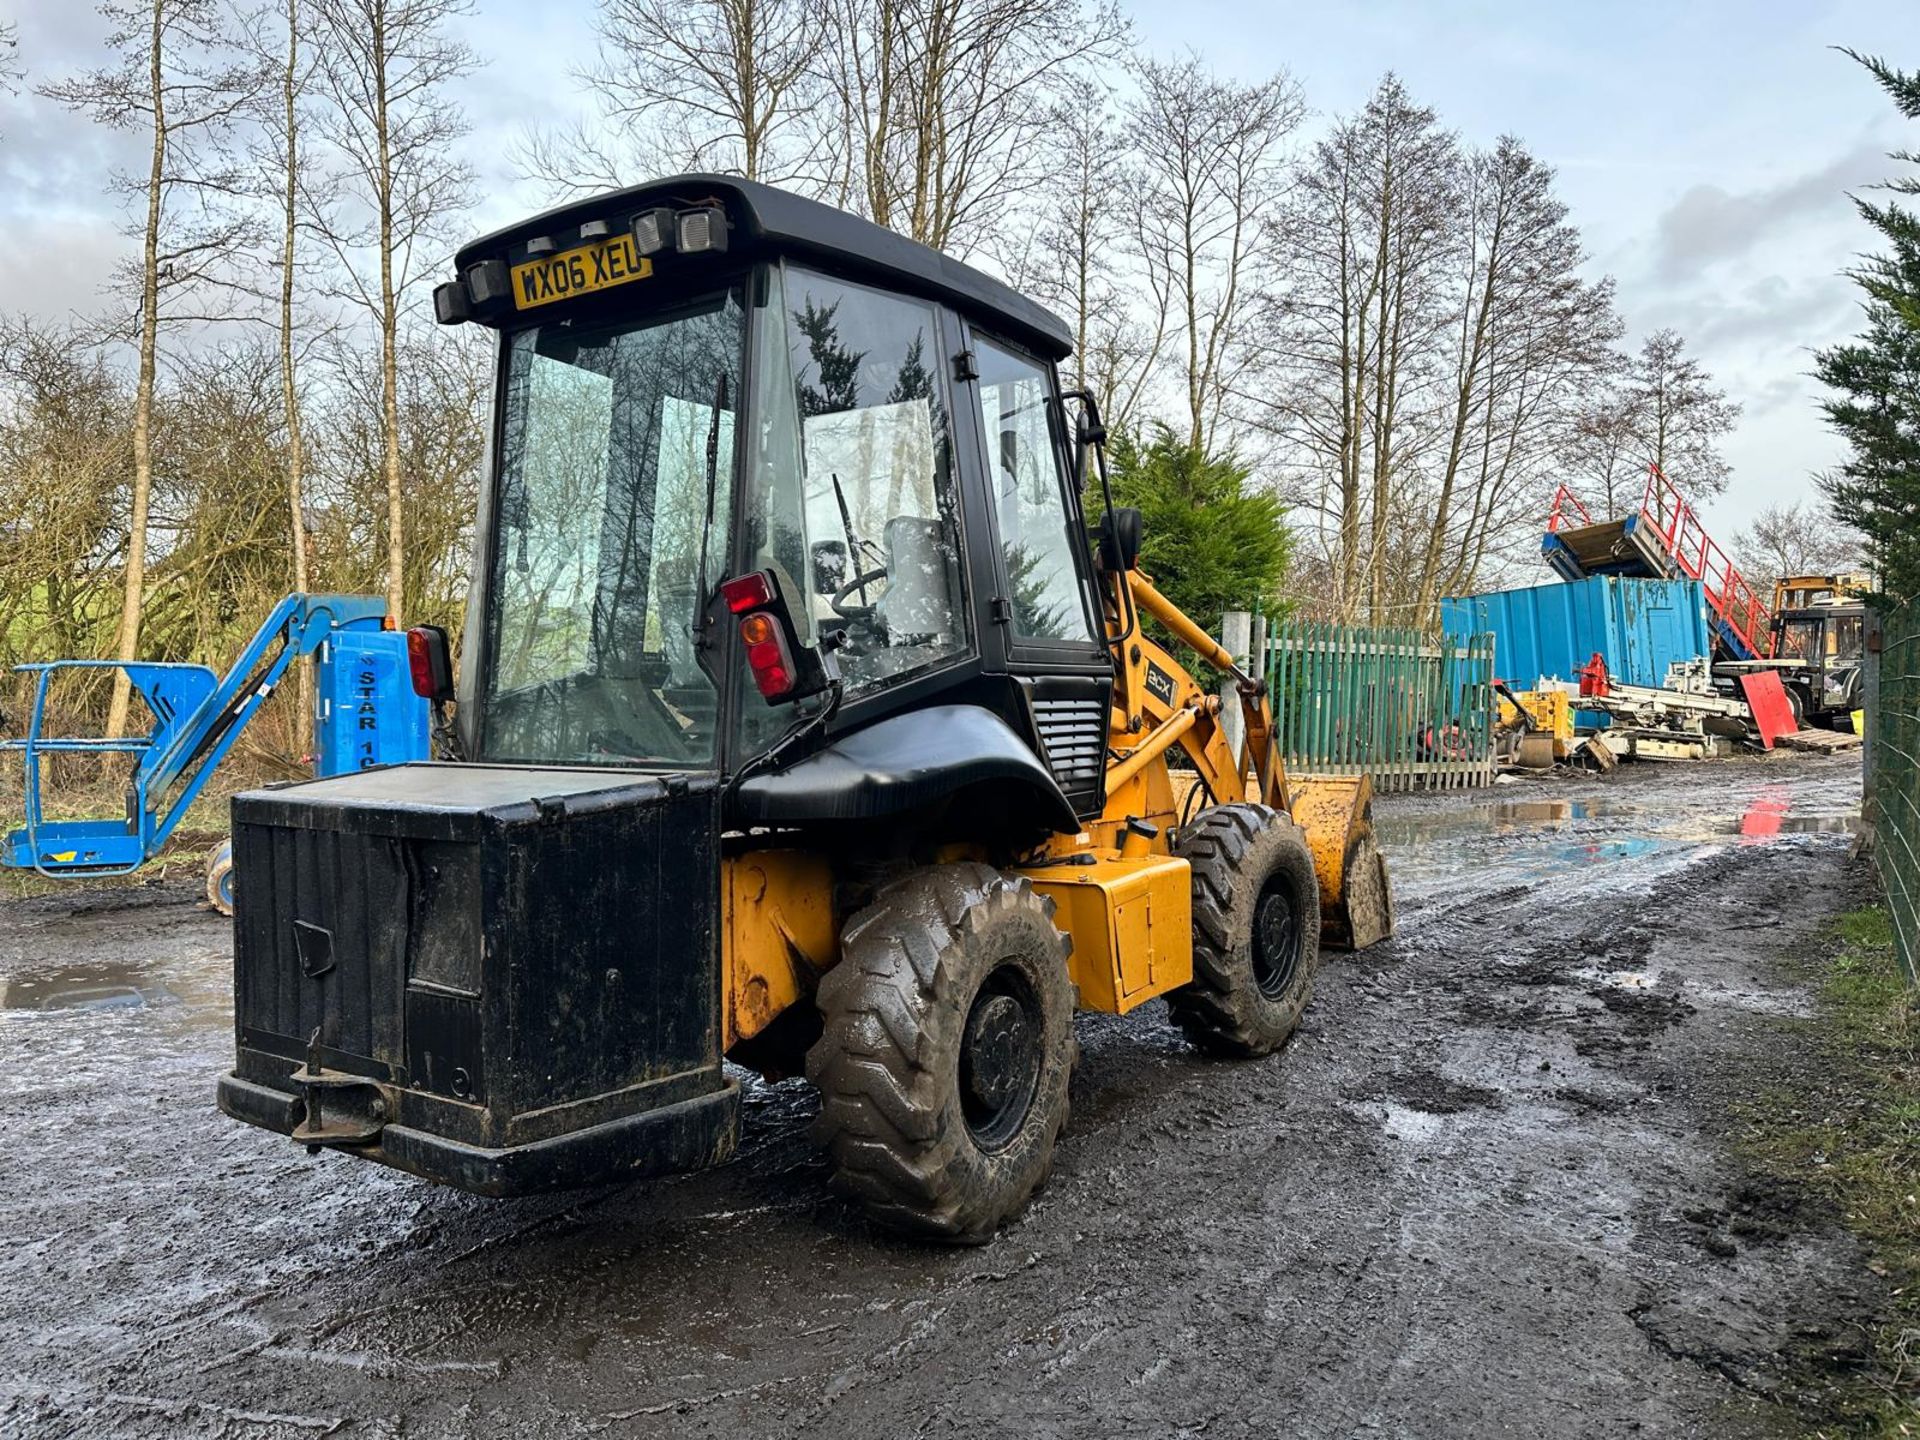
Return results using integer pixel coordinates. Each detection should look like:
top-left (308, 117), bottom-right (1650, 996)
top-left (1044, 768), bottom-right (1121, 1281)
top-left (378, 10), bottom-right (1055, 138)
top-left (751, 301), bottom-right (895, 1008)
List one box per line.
top-left (0, 752), bottom-right (1880, 1437)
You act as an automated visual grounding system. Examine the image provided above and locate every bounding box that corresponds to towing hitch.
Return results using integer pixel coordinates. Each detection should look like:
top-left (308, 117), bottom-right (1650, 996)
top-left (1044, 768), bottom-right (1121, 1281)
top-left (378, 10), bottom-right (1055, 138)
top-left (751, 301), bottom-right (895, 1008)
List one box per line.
top-left (290, 1065), bottom-right (393, 1147)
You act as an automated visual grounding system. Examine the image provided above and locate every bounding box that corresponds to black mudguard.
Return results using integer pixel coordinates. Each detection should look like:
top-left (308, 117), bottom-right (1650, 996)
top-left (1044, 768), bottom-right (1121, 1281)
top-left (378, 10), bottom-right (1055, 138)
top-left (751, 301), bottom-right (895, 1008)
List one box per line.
top-left (731, 703), bottom-right (1081, 836)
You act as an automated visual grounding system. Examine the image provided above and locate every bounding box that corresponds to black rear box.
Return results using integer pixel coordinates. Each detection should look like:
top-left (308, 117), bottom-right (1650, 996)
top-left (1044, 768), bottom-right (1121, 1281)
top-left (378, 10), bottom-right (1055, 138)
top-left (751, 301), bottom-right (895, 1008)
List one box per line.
top-left (217, 763), bottom-right (737, 1195)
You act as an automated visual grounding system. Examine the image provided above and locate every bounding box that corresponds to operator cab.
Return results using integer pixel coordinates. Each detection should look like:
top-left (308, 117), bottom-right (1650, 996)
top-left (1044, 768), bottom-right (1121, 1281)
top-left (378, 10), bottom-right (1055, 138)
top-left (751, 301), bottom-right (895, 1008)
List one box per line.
top-left (436, 176), bottom-right (1111, 834)
top-left (220, 180), bottom-right (1122, 1204)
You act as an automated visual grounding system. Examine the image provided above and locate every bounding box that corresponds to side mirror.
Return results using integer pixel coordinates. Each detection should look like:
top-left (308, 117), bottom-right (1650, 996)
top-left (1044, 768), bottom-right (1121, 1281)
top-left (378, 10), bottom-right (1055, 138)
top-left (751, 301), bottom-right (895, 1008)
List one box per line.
top-left (1060, 387), bottom-right (1108, 493)
top-left (1097, 507), bottom-right (1143, 572)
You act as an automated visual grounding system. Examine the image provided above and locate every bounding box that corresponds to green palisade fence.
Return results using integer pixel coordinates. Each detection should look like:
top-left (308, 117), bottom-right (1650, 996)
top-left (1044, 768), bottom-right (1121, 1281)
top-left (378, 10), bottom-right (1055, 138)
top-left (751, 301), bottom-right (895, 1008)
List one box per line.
top-left (1871, 599), bottom-right (1919, 984)
top-left (1264, 621), bottom-right (1496, 792)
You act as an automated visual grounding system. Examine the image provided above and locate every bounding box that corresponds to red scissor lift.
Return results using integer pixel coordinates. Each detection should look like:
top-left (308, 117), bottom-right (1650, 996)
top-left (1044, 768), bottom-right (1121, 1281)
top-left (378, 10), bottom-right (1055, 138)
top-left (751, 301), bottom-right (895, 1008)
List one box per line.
top-left (1543, 463), bottom-right (1772, 662)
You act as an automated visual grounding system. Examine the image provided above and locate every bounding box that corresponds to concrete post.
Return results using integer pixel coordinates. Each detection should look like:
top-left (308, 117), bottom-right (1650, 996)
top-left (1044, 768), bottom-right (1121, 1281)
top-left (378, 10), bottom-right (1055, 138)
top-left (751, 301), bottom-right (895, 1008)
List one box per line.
top-left (1221, 610), bottom-right (1251, 769)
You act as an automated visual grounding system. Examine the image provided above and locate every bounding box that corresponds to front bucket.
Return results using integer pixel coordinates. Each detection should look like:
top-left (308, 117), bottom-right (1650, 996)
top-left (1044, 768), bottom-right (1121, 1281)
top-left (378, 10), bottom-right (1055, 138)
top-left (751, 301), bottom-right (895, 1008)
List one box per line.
top-left (1288, 775), bottom-right (1396, 951)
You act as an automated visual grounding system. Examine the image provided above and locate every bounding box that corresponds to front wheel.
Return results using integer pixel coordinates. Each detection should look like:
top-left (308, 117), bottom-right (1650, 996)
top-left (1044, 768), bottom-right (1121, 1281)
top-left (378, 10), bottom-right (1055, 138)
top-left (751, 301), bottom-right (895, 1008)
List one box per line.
top-left (205, 838), bottom-right (235, 916)
top-left (1169, 804), bottom-right (1322, 1058)
top-left (806, 863), bottom-right (1075, 1244)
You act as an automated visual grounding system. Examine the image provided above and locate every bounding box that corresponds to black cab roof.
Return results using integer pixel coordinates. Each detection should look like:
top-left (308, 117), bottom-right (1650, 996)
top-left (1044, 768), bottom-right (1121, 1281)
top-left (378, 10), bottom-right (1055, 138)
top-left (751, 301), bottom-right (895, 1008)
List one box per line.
top-left (451, 174), bottom-right (1074, 361)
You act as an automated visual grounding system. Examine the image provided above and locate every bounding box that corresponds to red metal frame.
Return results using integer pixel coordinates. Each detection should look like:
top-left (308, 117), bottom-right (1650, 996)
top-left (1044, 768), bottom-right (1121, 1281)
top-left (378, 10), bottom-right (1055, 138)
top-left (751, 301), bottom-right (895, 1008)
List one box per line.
top-left (1636, 464), bottom-right (1771, 659)
top-left (1546, 485), bottom-right (1594, 533)
top-left (1543, 467), bottom-right (1773, 659)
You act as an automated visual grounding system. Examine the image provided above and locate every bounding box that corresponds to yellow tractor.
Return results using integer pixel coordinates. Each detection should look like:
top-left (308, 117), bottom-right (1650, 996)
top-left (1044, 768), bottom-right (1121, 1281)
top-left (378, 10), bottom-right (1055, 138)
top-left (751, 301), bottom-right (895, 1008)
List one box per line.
top-left (217, 177), bottom-right (1394, 1242)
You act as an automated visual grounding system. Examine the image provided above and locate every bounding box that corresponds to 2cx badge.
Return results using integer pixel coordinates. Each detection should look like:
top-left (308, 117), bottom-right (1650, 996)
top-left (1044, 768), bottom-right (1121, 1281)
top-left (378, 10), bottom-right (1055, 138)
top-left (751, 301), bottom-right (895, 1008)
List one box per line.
top-left (1144, 661), bottom-right (1178, 707)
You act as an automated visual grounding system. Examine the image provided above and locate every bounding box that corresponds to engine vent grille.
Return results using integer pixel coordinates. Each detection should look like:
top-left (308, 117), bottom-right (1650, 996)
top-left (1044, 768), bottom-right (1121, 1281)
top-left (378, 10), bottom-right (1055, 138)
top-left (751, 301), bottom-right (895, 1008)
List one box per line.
top-left (1033, 695), bottom-right (1106, 790)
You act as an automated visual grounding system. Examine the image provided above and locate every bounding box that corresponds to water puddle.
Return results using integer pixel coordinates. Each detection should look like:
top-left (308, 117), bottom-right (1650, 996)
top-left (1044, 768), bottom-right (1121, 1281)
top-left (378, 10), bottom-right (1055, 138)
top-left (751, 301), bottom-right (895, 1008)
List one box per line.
top-left (1377, 797), bottom-right (1643, 848)
top-left (0, 960), bottom-right (179, 1011)
top-left (1380, 1102), bottom-right (1448, 1144)
top-left (1718, 793), bottom-right (1858, 841)
top-left (1574, 966), bottom-right (1662, 991)
top-left (1379, 782), bottom-right (1859, 898)
top-left (1380, 787), bottom-right (1856, 854)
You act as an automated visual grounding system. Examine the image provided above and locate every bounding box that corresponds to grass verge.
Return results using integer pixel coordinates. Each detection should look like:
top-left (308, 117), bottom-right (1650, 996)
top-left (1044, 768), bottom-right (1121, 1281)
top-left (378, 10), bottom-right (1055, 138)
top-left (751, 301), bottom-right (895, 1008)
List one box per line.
top-left (1739, 905), bottom-right (1920, 1436)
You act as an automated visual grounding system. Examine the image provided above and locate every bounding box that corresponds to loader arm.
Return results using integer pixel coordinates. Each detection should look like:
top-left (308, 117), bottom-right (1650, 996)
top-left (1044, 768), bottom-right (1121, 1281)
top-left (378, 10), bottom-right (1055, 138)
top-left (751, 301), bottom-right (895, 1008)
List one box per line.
top-left (1086, 566), bottom-right (1393, 951)
top-left (1121, 570), bottom-right (1285, 811)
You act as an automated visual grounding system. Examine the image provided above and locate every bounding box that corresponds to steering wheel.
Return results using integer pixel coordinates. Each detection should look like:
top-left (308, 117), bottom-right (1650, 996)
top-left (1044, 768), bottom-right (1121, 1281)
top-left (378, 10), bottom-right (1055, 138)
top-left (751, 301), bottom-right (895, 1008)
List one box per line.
top-left (831, 565), bottom-right (889, 619)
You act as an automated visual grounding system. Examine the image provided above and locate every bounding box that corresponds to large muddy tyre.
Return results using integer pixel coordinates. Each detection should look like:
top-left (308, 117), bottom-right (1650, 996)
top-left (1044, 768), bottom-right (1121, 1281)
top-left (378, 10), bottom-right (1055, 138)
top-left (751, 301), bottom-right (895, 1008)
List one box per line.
top-left (1169, 803), bottom-right (1321, 1058)
top-left (806, 863), bottom-right (1075, 1244)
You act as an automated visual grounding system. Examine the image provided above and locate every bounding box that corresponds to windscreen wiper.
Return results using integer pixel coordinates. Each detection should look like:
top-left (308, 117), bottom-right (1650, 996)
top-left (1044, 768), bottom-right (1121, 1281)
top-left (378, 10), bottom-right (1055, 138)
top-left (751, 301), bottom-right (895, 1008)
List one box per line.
top-left (832, 471), bottom-right (883, 606)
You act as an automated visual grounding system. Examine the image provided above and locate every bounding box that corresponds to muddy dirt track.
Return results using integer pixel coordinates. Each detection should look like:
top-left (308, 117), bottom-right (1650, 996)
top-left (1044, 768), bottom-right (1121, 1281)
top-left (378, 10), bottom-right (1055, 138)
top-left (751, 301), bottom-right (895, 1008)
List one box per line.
top-left (0, 753), bottom-right (1881, 1438)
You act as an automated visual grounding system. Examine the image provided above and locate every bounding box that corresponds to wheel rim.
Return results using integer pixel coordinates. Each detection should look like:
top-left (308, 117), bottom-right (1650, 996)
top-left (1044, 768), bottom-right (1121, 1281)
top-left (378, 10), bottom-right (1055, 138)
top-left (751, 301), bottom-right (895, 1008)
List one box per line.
top-left (1251, 880), bottom-right (1303, 1000)
top-left (217, 869), bottom-right (234, 909)
top-left (959, 963), bottom-right (1042, 1151)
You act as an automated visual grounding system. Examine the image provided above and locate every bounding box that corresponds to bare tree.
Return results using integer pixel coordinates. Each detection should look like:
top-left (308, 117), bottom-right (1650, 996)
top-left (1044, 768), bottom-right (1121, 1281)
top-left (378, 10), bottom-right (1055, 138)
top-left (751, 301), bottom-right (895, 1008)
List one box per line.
top-left (820, 0), bottom-right (1127, 252)
top-left (0, 318), bottom-right (134, 675)
top-left (1252, 75), bottom-right (1456, 621)
top-left (1128, 54), bottom-right (1302, 455)
top-left (277, 0), bottom-right (310, 714)
top-left (1731, 501), bottom-right (1864, 591)
top-left (1411, 137), bottom-right (1621, 618)
top-left (144, 342), bottom-right (292, 661)
top-left (1625, 328), bottom-right (1740, 499)
top-left (1, 20), bottom-right (22, 102)
top-left (990, 98), bottom-right (1159, 431)
top-left (43, 0), bottom-right (265, 734)
top-left (1563, 384), bottom-right (1645, 519)
top-left (524, 0), bottom-right (825, 191)
top-left (308, 330), bottom-right (487, 630)
top-left (235, 0), bottom-right (321, 720)
top-left (310, 0), bottom-right (476, 624)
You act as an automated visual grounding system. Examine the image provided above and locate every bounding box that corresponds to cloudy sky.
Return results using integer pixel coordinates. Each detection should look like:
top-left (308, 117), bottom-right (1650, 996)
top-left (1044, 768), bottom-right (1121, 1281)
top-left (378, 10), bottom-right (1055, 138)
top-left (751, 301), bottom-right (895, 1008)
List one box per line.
top-left (1, 0), bottom-right (1912, 539)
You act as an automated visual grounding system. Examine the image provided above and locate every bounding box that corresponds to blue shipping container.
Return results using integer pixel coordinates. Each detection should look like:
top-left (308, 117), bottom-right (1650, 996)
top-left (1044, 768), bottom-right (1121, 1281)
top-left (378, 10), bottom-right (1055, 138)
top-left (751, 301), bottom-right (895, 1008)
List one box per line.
top-left (1439, 575), bottom-right (1712, 690)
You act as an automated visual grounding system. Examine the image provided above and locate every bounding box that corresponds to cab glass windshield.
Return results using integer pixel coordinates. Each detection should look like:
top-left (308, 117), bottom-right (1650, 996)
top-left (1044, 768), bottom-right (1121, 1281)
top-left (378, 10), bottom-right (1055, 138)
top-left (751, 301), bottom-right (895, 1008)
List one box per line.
top-left (479, 288), bottom-right (744, 765)
top-left (1778, 618), bottom-right (1824, 663)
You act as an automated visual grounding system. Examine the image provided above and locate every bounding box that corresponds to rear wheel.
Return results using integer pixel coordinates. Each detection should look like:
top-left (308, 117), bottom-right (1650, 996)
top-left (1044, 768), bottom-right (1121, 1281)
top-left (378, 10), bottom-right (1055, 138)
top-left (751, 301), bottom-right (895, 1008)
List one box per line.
top-left (206, 838), bottom-right (235, 917)
top-left (807, 863), bottom-right (1075, 1244)
top-left (1169, 804), bottom-right (1321, 1058)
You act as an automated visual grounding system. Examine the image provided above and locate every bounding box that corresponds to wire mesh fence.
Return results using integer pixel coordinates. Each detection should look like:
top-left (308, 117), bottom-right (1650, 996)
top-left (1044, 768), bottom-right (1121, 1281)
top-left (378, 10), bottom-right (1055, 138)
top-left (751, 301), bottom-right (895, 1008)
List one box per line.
top-left (1264, 620), bottom-right (1496, 792)
top-left (1871, 600), bottom-right (1920, 984)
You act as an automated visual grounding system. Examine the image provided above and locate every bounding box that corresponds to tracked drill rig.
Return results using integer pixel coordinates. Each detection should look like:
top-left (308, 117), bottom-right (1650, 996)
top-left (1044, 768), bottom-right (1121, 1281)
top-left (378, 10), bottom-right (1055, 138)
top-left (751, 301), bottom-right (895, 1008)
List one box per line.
top-left (218, 177), bottom-right (1394, 1242)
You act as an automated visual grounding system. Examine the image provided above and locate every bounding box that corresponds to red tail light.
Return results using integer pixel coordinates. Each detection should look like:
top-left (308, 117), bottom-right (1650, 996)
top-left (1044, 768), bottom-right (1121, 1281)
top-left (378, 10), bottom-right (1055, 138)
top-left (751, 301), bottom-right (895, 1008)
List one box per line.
top-left (721, 569), bottom-right (827, 705)
top-left (721, 572), bottom-right (774, 613)
top-left (739, 611), bottom-right (796, 699)
top-left (406, 625), bottom-right (455, 702)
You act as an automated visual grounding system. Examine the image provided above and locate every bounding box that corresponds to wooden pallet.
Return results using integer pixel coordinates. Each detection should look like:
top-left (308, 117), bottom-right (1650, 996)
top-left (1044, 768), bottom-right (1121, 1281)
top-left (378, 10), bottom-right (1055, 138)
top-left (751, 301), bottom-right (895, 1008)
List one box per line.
top-left (1777, 728), bottom-right (1864, 753)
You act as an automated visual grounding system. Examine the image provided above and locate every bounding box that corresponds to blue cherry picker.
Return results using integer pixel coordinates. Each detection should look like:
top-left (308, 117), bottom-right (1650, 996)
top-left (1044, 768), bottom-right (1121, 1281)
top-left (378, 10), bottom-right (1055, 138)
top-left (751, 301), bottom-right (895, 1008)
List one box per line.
top-left (2, 594), bottom-right (429, 913)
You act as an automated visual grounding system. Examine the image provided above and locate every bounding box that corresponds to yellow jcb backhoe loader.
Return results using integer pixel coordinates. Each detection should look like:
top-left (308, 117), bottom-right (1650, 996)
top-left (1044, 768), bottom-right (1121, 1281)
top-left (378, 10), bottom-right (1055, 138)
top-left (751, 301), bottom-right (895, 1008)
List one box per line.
top-left (217, 176), bottom-right (1394, 1242)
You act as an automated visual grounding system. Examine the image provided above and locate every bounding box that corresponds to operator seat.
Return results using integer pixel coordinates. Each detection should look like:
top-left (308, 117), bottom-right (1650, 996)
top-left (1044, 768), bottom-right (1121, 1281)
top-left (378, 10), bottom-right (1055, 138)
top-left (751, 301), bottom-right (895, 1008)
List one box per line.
top-left (872, 514), bottom-right (957, 662)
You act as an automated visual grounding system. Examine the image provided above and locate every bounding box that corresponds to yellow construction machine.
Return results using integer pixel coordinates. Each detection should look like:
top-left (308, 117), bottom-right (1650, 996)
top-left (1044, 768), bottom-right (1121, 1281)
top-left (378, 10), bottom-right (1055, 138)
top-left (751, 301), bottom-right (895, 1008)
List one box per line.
top-left (218, 176), bottom-right (1394, 1243)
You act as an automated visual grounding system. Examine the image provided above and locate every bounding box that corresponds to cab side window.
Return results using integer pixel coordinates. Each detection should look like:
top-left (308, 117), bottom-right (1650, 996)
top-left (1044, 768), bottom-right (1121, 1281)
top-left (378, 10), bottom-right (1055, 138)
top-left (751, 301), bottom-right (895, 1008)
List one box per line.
top-left (973, 341), bottom-right (1095, 644)
top-left (738, 265), bottom-right (971, 760)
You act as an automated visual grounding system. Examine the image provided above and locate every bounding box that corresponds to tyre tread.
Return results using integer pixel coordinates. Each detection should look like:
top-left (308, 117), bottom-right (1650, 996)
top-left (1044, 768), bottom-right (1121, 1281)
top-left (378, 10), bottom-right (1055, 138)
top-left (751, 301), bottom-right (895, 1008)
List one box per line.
top-left (807, 863), bottom-right (1074, 1243)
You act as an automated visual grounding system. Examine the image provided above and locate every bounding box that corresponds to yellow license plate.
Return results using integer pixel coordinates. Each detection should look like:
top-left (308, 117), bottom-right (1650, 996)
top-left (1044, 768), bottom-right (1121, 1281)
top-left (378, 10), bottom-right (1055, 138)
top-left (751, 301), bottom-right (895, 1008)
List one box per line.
top-left (511, 234), bottom-right (652, 310)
